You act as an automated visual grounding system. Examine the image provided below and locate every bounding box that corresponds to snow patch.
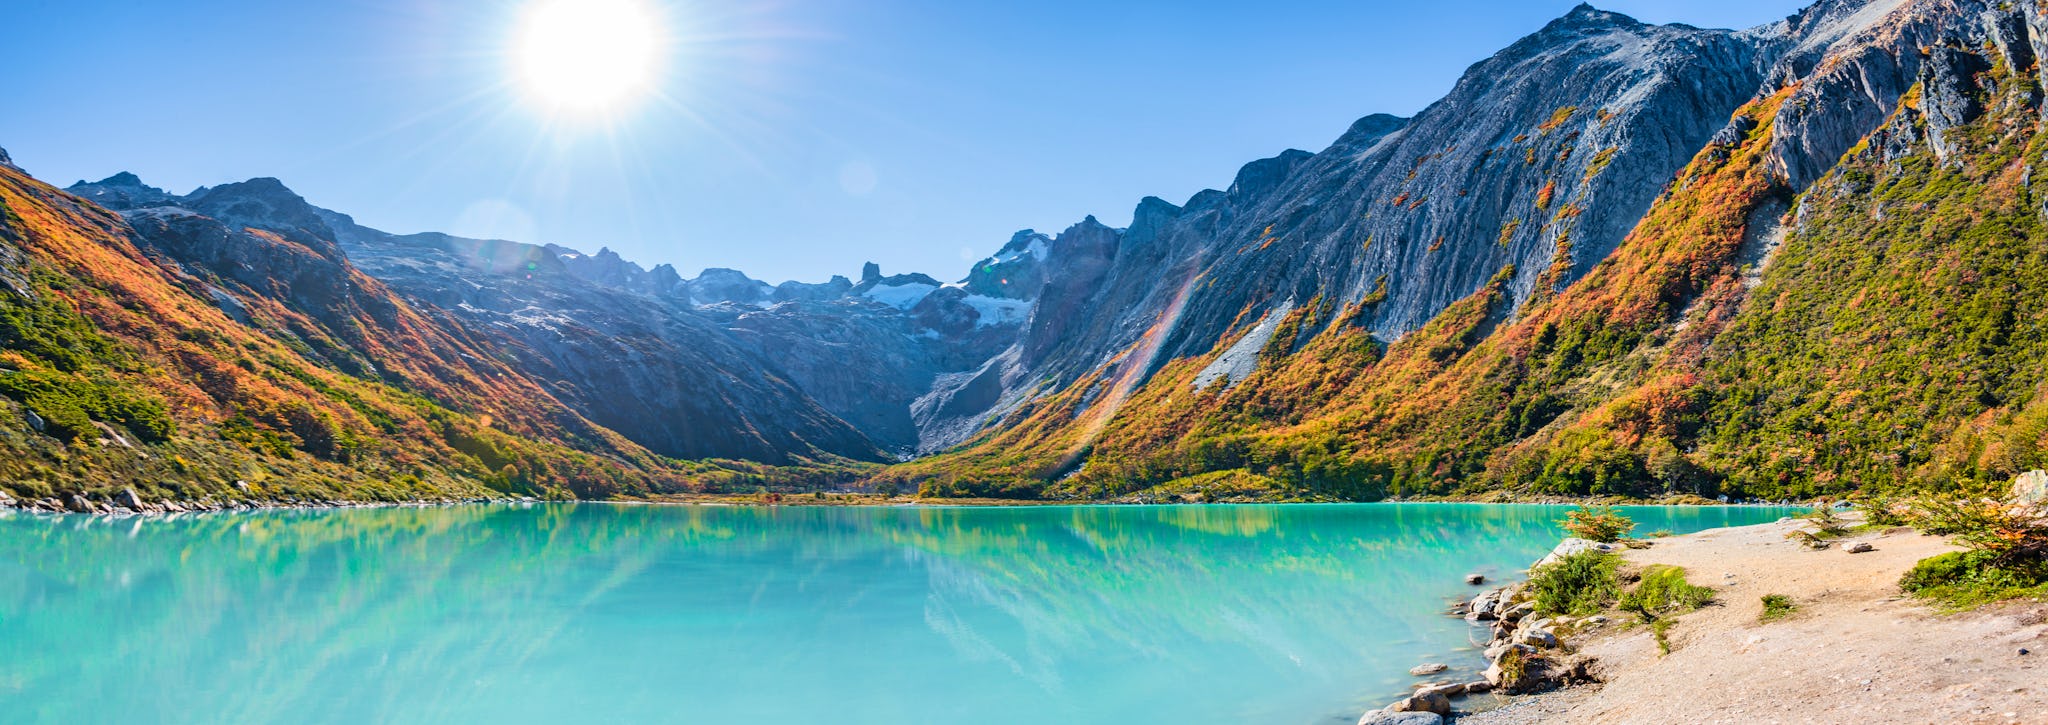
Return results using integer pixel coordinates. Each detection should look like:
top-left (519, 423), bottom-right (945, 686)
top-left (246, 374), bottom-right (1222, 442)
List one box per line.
top-left (863, 282), bottom-right (937, 309)
top-left (987, 238), bottom-right (1049, 266)
top-left (961, 294), bottom-right (1033, 327)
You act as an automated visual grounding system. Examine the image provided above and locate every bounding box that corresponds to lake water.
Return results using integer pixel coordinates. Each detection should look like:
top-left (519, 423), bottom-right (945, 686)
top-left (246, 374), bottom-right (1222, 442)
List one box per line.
top-left (0, 502), bottom-right (1797, 724)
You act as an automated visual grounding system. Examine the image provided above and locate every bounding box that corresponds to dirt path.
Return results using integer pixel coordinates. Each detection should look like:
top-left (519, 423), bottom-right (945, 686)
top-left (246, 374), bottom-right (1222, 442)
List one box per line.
top-left (1463, 518), bottom-right (2048, 724)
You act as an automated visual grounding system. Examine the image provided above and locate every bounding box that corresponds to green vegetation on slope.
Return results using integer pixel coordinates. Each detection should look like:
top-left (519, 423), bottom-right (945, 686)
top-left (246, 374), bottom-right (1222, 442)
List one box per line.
top-left (882, 46), bottom-right (2048, 506)
top-left (0, 164), bottom-right (864, 507)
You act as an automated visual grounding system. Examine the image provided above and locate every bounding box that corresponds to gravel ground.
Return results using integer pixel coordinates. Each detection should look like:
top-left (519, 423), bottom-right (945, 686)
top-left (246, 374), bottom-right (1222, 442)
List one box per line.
top-left (1451, 518), bottom-right (2047, 724)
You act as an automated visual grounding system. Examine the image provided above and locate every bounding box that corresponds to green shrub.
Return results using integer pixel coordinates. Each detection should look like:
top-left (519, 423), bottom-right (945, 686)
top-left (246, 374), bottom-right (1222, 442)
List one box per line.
top-left (1900, 550), bottom-right (1978, 592)
top-left (0, 369), bottom-right (174, 443)
top-left (1856, 492), bottom-right (1910, 527)
top-left (1561, 505), bottom-right (1635, 542)
top-left (1908, 496), bottom-right (2048, 565)
top-left (1900, 549), bottom-right (2048, 609)
top-left (1618, 564), bottom-right (1715, 622)
top-left (1759, 594), bottom-right (1796, 622)
top-left (1529, 550), bottom-right (1621, 616)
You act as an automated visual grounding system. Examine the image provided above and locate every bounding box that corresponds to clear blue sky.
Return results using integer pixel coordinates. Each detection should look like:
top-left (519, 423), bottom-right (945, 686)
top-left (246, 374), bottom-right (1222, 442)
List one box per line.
top-left (0, 0), bottom-right (1803, 284)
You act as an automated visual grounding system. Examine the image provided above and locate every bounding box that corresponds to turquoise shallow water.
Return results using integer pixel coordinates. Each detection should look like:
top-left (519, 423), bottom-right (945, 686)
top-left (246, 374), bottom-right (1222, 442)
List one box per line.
top-left (0, 502), bottom-right (1796, 724)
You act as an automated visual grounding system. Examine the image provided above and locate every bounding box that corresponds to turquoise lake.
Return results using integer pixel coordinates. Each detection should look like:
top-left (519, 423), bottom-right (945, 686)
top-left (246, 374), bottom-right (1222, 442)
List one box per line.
top-left (0, 503), bottom-right (1798, 724)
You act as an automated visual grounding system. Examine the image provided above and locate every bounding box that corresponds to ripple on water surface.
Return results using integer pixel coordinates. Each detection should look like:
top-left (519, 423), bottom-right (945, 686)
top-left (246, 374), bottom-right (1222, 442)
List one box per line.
top-left (0, 502), bottom-right (1798, 724)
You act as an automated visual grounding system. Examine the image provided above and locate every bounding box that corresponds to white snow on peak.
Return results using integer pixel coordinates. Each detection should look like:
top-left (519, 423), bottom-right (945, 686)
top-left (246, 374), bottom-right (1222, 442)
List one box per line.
top-left (961, 294), bottom-right (1033, 328)
top-left (986, 238), bottom-right (1050, 267)
top-left (862, 282), bottom-right (937, 309)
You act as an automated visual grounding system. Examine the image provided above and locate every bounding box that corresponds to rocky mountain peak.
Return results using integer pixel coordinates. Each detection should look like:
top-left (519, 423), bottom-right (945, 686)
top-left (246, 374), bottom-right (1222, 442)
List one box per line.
top-left (183, 178), bottom-right (340, 257)
top-left (689, 267), bottom-right (774, 306)
top-left (0, 145), bottom-right (15, 172)
top-left (1547, 3), bottom-right (1638, 32)
top-left (1228, 150), bottom-right (1314, 199)
top-left (66, 172), bottom-right (174, 209)
top-left (100, 171), bottom-right (147, 187)
top-left (1329, 114), bottom-right (1409, 153)
top-left (861, 261), bottom-right (882, 284)
top-left (1120, 197), bottom-right (1183, 256)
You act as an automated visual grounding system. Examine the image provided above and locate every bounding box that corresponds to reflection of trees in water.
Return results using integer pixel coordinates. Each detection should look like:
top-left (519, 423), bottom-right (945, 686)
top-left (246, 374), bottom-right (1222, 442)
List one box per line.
top-left (0, 504), bottom-right (1795, 723)
top-left (845, 504), bottom-right (1797, 719)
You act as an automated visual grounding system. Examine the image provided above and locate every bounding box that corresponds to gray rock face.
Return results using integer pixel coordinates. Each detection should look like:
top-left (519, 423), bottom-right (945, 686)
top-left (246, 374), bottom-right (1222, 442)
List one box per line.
top-left (1919, 47), bottom-right (1991, 162)
top-left (39, 0), bottom-right (2032, 477)
top-left (686, 267), bottom-right (774, 306)
top-left (0, 146), bottom-right (14, 172)
top-left (319, 219), bottom-right (887, 462)
top-left (907, 4), bottom-right (1785, 450)
top-left (73, 175), bottom-right (888, 463)
top-left (1758, 0), bottom-right (1986, 188)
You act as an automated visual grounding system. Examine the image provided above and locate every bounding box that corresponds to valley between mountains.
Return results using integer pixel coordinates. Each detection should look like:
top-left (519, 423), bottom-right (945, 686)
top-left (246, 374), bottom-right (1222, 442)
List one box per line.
top-left (8, 0), bottom-right (2048, 508)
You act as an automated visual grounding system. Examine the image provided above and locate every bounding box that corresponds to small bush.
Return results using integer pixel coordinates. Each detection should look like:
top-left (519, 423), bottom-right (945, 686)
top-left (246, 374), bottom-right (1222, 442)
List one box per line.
top-left (1619, 564), bottom-right (1715, 622)
top-left (1909, 496), bottom-right (2048, 565)
top-left (1899, 550), bottom-right (2048, 609)
top-left (1496, 646), bottom-right (1529, 688)
top-left (1857, 492), bottom-right (1910, 527)
top-left (1900, 494), bottom-right (2048, 609)
top-left (1799, 498), bottom-right (1844, 527)
top-left (1529, 550), bottom-right (1620, 616)
top-left (1759, 594), bottom-right (1796, 622)
top-left (1561, 505), bottom-right (1635, 543)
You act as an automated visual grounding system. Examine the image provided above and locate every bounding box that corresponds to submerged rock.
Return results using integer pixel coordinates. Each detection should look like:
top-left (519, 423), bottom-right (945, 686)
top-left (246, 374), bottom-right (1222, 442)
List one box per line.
top-left (1356, 710), bottom-right (1442, 725)
top-left (1409, 662), bottom-right (1448, 676)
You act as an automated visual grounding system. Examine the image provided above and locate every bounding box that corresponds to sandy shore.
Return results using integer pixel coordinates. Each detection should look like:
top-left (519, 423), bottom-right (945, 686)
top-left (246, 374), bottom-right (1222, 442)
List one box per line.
top-left (1461, 518), bottom-right (2048, 724)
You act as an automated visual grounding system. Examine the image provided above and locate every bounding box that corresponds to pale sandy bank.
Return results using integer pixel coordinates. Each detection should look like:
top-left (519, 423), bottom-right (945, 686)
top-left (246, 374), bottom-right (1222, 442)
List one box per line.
top-left (1463, 518), bottom-right (2048, 724)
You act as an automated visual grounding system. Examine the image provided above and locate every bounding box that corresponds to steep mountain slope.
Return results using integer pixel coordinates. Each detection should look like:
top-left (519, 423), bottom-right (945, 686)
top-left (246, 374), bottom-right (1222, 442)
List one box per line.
top-left (71, 173), bottom-right (897, 463)
top-left (16, 0), bottom-right (2042, 506)
top-left (884, 0), bottom-right (2048, 502)
top-left (0, 158), bottom-right (854, 508)
top-left (905, 4), bottom-right (1785, 455)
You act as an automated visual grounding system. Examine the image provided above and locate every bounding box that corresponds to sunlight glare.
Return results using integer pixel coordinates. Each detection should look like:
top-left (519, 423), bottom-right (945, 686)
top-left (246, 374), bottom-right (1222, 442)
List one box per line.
top-left (515, 0), bottom-right (663, 115)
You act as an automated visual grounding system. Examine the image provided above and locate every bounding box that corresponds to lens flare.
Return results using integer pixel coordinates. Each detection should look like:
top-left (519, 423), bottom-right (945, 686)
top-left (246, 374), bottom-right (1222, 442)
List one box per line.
top-left (514, 0), bottom-right (663, 115)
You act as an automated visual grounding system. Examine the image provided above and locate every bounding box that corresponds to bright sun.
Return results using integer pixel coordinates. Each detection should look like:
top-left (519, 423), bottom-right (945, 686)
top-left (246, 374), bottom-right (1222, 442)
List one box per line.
top-left (515, 0), bottom-right (663, 115)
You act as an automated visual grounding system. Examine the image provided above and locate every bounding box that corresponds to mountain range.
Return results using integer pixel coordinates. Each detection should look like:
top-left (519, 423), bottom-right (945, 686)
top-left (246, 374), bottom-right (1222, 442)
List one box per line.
top-left (5, 0), bottom-right (2048, 507)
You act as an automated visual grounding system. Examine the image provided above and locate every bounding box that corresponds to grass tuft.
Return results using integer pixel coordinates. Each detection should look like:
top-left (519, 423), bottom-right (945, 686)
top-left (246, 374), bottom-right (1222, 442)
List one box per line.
top-left (1759, 593), bottom-right (1796, 622)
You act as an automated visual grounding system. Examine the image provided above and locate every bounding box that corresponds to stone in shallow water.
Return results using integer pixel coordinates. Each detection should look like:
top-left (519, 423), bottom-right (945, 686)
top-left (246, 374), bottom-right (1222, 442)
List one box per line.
top-left (1386, 691), bottom-right (1451, 715)
top-left (1409, 663), bottom-right (1448, 676)
top-left (1357, 709), bottom-right (1443, 725)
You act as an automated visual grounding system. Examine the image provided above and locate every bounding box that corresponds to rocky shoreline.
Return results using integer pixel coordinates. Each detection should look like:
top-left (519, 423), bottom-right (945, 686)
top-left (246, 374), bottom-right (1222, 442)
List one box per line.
top-left (1368, 517), bottom-right (2048, 724)
top-left (0, 485), bottom-right (539, 517)
top-left (1357, 538), bottom-right (1619, 724)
